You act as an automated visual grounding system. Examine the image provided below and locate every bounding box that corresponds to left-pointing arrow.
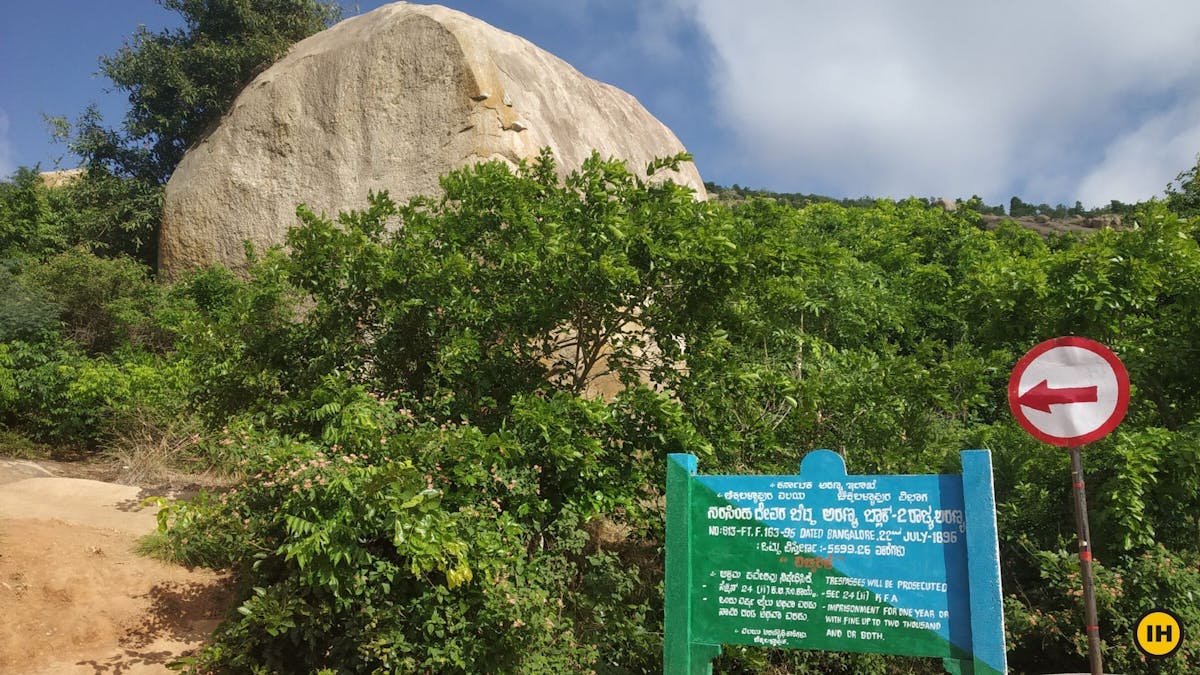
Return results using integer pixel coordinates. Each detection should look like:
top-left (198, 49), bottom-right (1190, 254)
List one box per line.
top-left (1018, 380), bottom-right (1099, 414)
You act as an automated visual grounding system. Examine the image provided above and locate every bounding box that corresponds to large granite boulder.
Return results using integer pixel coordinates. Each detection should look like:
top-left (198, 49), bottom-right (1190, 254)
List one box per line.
top-left (160, 2), bottom-right (705, 276)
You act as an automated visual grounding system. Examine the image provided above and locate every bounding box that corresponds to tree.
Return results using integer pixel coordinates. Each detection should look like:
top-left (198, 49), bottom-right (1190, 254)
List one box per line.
top-left (55, 0), bottom-right (341, 267)
top-left (89, 0), bottom-right (341, 185)
top-left (1009, 196), bottom-right (1035, 217)
top-left (1166, 154), bottom-right (1200, 217)
top-left (0, 168), bottom-right (71, 257)
top-left (190, 149), bottom-right (738, 429)
top-left (161, 151), bottom-right (726, 672)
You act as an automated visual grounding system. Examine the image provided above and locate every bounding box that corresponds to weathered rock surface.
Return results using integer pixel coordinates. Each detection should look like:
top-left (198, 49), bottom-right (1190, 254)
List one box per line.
top-left (978, 213), bottom-right (1123, 237)
top-left (38, 169), bottom-right (84, 188)
top-left (160, 2), bottom-right (705, 276)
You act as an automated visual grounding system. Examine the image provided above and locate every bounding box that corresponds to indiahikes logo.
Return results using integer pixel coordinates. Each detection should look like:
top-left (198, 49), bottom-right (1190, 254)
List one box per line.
top-left (1134, 608), bottom-right (1184, 659)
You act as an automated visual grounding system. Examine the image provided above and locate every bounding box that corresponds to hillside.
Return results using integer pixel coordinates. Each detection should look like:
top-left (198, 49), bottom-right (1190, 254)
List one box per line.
top-left (704, 181), bottom-right (1131, 237)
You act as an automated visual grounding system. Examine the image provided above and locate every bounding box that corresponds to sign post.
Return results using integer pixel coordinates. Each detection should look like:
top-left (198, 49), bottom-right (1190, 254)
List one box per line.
top-left (1008, 336), bottom-right (1130, 675)
top-left (1068, 445), bottom-right (1103, 675)
top-left (664, 449), bottom-right (1006, 674)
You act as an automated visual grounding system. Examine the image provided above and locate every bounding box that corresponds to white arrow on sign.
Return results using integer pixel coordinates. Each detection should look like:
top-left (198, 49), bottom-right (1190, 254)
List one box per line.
top-left (1008, 337), bottom-right (1129, 446)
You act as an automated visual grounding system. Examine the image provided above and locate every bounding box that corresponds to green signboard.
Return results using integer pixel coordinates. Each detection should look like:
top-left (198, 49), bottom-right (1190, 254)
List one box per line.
top-left (665, 450), bottom-right (1006, 674)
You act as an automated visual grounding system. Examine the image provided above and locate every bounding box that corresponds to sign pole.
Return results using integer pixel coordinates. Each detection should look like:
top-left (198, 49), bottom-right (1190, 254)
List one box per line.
top-left (1069, 445), bottom-right (1103, 675)
top-left (1008, 336), bottom-right (1130, 675)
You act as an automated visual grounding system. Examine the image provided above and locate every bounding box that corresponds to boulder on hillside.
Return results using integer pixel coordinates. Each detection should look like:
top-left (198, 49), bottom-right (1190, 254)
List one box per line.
top-left (978, 213), bottom-right (1124, 237)
top-left (160, 2), bottom-right (705, 276)
top-left (38, 169), bottom-right (84, 188)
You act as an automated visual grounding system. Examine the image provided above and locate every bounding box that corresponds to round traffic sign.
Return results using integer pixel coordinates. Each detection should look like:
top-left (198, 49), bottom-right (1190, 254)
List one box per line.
top-left (1008, 337), bottom-right (1129, 446)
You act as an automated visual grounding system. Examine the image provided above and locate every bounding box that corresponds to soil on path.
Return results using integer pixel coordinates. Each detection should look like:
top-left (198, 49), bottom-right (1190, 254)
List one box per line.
top-left (0, 458), bottom-right (235, 674)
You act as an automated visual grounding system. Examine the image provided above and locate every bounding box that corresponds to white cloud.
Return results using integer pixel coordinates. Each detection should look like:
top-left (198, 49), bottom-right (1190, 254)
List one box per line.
top-left (1076, 100), bottom-right (1200, 207)
top-left (0, 108), bottom-right (13, 179)
top-left (671, 0), bottom-right (1200, 206)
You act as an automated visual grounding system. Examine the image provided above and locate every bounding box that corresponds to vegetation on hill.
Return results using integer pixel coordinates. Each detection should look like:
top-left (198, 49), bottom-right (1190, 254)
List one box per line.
top-left (704, 181), bottom-right (1141, 221)
top-left (5, 4), bottom-right (1200, 673)
top-left (4, 147), bottom-right (1200, 673)
top-left (1167, 154), bottom-right (1200, 218)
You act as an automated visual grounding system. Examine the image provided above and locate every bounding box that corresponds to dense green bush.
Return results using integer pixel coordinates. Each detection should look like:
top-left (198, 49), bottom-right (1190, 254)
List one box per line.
top-left (0, 162), bottom-right (164, 264)
top-left (0, 335), bottom-right (189, 449)
top-left (0, 258), bottom-right (60, 342)
top-left (156, 153), bottom-right (724, 672)
top-left (158, 385), bottom-right (697, 673)
top-left (147, 154), bottom-right (1200, 674)
top-left (5, 144), bottom-right (1200, 672)
top-left (20, 247), bottom-right (173, 352)
top-left (0, 248), bottom-right (187, 450)
top-left (0, 168), bottom-right (74, 257)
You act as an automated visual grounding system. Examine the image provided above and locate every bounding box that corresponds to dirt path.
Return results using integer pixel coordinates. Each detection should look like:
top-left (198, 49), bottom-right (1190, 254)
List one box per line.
top-left (0, 458), bottom-right (234, 674)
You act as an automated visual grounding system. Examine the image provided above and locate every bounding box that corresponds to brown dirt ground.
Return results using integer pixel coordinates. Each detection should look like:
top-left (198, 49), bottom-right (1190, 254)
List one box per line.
top-left (0, 458), bottom-right (235, 674)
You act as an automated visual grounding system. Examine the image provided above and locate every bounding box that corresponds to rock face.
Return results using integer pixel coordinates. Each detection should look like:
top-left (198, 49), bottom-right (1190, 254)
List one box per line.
top-left (160, 2), bottom-right (705, 276)
top-left (978, 213), bottom-right (1123, 237)
top-left (38, 169), bottom-right (84, 188)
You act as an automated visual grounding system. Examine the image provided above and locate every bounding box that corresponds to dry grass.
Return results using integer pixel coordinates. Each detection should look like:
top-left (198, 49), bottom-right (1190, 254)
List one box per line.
top-left (104, 414), bottom-right (232, 491)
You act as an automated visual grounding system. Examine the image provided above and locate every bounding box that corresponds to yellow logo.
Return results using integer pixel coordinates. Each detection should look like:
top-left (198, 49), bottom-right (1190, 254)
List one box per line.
top-left (1134, 608), bottom-right (1183, 658)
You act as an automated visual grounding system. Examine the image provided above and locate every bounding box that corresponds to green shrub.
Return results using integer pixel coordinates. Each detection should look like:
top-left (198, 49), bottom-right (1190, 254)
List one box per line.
top-left (0, 339), bottom-right (188, 449)
top-left (0, 167), bottom-right (73, 257)
top-left (0, 259), bottom-right (60, 343)
top-left (174, 249), bottom-right (303, 425)
top-left (20, 247), bottom-right (171, 353)
top-left (0, 337), bottom-right (90, 445)
top-left (144, 154), bottom-right (1200, 673)
top-left (159, 437), bottom-right (479, 673)
top-left (1005, 545), bottom-right (1200, 674)
top-left (0, 428), bottom-right (54, 459)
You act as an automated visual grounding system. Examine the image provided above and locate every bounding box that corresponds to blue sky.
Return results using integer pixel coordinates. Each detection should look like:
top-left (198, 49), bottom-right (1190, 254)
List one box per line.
top-left (3, 1), bottom-right (1199, 208)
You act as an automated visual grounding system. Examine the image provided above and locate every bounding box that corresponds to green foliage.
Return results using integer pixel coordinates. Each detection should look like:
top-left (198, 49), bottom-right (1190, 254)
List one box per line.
top-left (1166, 154), bottom-right (1200, 217)
top-left (1005, 545), bottom-right (1200, 674)
top-left (1009, 196), bottom-right (1037, 218)
top-left (19, 247), bottom-right (172, 353)
top-left (0, 167), bottom-right (72, 257)
top-left (144, 155), bottom-right (1200, 673)
top-left (186, 150), bottom-right (735, 432)
top-left (0, 335), bottom-right (90, 444)
top-left (0, 336), bottom-right (188, 448)
top-left (171, 250), bottom-right (304, 424)
top-left (8, 147), bottom-right (1200, 672)
top-left (0, 259), bottom-right (60, 343)
top-left (0, 428), bottom-right (54, 459)
top-left (0, 249), bottom-right (187, 449)
top-left (160, 401), bottom-right (686, 673)
top-left (61, 150), bottom-right (164, 262)
top-left (0, 156), bottom-right (163, 264)
top-left (147, 153), bottom-right (730, 671)
top-left (84, 0), bottom-right (341, 185)
top-left (158, 441), bottom-right (471, 672)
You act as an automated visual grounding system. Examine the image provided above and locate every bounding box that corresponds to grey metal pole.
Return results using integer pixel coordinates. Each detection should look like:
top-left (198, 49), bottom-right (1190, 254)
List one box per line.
top-left (1070, 445), bottom-right (1103, 675)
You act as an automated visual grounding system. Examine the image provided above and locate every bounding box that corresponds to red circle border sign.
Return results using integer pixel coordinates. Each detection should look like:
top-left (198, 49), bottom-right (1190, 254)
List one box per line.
top-left (1008, 336), bottom-right (1130, 447)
